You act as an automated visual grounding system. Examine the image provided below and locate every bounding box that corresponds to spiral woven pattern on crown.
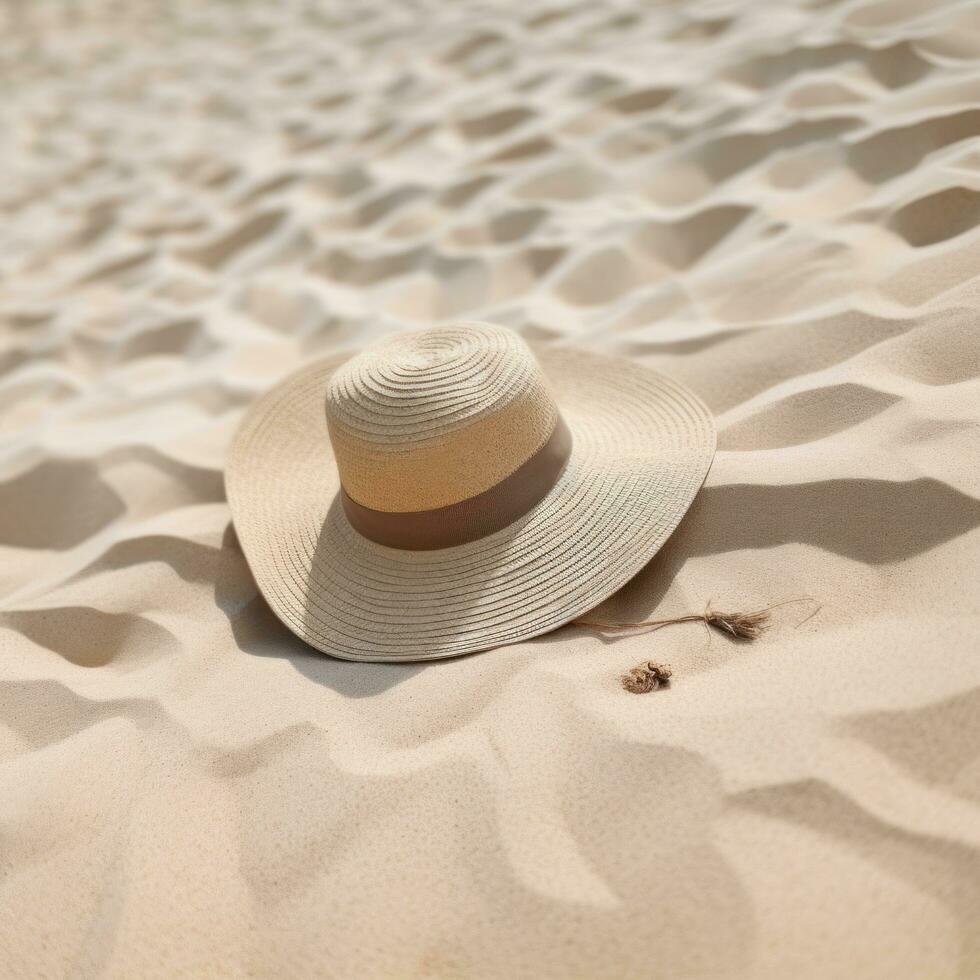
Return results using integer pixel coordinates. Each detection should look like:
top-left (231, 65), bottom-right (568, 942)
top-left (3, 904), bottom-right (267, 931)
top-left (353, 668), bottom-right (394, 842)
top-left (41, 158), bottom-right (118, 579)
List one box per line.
top-left (325, 322), bottom-right (545, 443)
top-left (324, 322), bottom-right (559, 512)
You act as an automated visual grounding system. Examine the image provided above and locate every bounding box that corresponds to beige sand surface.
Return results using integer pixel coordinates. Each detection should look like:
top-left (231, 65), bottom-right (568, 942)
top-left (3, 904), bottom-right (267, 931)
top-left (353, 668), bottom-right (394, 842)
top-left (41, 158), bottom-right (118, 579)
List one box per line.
top-left (2, 0), bottom-right (980, 976)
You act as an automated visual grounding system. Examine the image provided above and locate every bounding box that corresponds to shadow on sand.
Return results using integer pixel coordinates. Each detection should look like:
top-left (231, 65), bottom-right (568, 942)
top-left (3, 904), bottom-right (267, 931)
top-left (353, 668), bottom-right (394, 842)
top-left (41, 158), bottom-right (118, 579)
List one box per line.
top-left (215, 474), bottom-right (980, 689)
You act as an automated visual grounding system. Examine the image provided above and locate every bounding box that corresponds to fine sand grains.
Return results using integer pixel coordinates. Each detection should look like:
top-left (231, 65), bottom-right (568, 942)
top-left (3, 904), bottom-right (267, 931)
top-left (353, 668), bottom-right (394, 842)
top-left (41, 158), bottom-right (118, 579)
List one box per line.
top-left (2, 0), bottom-right (980, 977)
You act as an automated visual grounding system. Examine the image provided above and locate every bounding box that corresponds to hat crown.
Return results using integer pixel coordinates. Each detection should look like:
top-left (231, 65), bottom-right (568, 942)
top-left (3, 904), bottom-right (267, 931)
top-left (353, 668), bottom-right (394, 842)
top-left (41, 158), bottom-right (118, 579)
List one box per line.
top-left (325, 322), bottom-right (559, 512)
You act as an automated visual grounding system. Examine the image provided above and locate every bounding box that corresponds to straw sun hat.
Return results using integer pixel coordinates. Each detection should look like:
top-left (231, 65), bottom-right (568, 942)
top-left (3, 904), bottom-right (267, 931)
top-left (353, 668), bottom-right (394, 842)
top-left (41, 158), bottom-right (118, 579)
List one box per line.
top-left (226, 322), bottom-right (715, 662)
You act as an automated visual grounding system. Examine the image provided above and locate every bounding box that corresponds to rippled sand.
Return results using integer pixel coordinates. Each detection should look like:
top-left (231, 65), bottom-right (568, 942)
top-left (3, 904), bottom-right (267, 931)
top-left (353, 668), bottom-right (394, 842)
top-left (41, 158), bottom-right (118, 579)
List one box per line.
top-left (2, 0), bottom-right (980, 976)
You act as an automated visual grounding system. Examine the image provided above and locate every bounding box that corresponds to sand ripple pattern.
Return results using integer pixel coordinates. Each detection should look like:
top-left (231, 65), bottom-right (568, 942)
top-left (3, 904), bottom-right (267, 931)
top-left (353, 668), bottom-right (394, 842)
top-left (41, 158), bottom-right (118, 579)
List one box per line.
top-left (1, 0), bottom-right (979, 977)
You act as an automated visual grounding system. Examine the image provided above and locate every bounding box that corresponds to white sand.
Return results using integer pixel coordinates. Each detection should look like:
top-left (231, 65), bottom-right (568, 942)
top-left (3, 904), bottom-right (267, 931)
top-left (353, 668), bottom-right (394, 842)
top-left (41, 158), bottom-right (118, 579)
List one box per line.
top-left (2, 0), bottom-right (980, 976)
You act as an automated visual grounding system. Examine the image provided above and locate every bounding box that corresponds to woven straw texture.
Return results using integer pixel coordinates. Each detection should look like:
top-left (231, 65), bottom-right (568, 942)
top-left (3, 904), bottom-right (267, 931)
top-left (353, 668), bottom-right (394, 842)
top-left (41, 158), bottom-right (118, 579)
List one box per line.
top-left (226, 325), bottom-right (715, 661)
top-left (326, 323), bottom-right (558, 511)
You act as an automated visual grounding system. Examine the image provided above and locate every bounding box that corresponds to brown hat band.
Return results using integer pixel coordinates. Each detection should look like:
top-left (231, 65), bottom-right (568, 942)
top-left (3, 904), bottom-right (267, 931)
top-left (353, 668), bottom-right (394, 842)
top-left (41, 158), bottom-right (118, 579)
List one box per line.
top-left (340, 416), bottom-right (573, 551)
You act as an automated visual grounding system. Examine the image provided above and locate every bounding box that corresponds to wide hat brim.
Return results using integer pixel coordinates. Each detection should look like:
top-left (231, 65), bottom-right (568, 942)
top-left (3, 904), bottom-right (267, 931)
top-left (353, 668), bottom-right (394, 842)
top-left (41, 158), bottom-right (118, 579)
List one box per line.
top-left (226, 345), bottom-right (715, 662)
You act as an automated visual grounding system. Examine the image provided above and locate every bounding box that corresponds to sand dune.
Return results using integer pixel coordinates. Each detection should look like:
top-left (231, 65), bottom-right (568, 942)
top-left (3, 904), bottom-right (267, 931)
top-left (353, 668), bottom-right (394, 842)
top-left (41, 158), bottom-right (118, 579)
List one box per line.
top-left (2, 0), bottom-right (979, 976)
